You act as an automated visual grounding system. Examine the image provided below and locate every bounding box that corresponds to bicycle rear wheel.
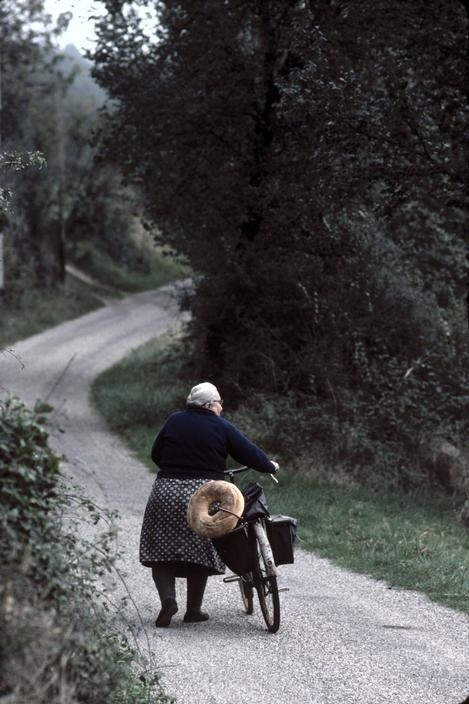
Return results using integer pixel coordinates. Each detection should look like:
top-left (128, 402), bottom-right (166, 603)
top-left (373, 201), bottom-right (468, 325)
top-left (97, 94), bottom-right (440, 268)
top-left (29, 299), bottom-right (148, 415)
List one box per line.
top-left (253, 531), bottom-right (280, 632)
top-left (239, 575), bottom-right (254, 615)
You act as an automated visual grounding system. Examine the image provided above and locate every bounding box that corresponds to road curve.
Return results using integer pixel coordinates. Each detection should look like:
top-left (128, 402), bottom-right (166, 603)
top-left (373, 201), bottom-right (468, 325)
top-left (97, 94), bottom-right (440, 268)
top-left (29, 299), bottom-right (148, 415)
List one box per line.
top-left (1, 284), bottom-right (468, 704)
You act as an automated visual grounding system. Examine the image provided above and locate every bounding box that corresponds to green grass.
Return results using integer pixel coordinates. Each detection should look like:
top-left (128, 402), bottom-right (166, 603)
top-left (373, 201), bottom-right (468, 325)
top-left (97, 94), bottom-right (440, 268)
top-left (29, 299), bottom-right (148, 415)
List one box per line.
top-left (0, 276), bottom-right (104, 348)
top-left (73, 242), bottom-right (190, 293)
top-left (91, 336), bottom-right (469, 615)
top-left (267, 473), bottom-right (468, 612)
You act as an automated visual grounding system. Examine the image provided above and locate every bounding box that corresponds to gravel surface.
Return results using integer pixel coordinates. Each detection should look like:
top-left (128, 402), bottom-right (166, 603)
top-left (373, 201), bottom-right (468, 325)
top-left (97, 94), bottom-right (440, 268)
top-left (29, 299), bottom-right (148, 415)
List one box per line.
top-left (2, 284), bottom-right (468, 704)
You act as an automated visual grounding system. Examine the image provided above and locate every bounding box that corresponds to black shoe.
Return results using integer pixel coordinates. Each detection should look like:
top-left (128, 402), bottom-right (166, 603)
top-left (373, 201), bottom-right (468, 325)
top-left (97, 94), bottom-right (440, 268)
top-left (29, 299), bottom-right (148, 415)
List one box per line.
top-left (155, 599), bottom-right (178, 627)
top-left (183, 610), bottom-right (209, 623)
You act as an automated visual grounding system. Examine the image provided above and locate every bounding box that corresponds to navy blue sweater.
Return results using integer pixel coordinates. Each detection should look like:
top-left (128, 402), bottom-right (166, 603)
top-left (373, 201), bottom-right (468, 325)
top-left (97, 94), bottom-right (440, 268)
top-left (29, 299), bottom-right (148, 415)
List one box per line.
top-left (151, 407), bottom-right (274, 480)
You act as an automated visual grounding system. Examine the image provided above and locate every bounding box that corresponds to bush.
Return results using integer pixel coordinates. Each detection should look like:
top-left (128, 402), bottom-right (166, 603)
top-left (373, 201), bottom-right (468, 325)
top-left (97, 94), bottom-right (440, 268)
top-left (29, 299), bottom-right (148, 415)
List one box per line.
top-left (229, 375), bottom-right (469, 493)
top-left (0, 397), bottom-right (169, 704)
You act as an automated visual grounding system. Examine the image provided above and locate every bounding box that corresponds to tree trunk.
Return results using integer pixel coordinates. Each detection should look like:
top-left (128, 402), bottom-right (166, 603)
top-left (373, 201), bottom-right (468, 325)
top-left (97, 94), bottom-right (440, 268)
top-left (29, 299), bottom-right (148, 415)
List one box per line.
top-left (460, 1), bottom-right (469, 329)
top-left (241, 0), bottom-right (279, 243)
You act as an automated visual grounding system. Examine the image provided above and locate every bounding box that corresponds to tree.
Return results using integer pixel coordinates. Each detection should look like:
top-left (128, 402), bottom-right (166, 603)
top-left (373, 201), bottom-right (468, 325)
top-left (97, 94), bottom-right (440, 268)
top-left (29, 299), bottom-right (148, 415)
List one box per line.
top-left (0, 3), bottom-right (142, 298)
top-left (0, 0), bottom-right (72, 291)
top-left (93, 0), bottom-right (469, 476)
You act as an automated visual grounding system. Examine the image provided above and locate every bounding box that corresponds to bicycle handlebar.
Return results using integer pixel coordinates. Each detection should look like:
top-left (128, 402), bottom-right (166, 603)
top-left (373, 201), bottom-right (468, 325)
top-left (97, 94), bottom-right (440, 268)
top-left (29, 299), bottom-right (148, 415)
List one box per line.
top-left (224, 466), bottom-right (279, 483)
top-left (224, 466), bottom-right (251, 475)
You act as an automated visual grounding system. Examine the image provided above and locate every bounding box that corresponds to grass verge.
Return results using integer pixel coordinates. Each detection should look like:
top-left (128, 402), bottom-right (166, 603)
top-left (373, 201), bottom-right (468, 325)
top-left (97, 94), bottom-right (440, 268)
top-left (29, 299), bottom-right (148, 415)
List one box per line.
top-left (267, 473), bottom-right (468, 613)
top-left (91, 336), bottom-right (469, 615)
top-left (72, 242), bottom-right (190, 293)
top-left (0, 276), bottom-right (104, 348)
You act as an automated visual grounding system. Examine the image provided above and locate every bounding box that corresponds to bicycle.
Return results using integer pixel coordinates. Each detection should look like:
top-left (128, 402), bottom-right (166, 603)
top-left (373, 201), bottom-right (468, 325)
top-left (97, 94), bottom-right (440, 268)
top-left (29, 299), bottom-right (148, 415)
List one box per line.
top-left (218, 466), bottom-right (283, 633)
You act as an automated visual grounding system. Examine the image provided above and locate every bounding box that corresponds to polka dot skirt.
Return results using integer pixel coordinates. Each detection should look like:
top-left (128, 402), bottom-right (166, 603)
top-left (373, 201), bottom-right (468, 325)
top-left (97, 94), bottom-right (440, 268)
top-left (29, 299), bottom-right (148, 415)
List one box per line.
top-left (139, 477), bottom-right (225, 575)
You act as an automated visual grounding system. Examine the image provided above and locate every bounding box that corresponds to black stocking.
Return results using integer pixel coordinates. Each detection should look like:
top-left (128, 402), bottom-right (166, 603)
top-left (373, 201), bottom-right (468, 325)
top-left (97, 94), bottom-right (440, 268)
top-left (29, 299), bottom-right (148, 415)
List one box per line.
top-left (152, 564), bottom-right (176, 605)
top-left (186, 572), bottom-right (208, 614)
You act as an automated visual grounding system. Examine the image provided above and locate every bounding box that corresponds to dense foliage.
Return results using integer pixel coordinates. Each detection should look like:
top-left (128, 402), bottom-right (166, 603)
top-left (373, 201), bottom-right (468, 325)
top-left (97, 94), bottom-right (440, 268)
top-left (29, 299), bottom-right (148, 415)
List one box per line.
top-left (0, 1), bottom-right (149, 301)
top-left (0, 397), bottom-right (168, 703)
top-left (92, 0), bottom-right (469, 484)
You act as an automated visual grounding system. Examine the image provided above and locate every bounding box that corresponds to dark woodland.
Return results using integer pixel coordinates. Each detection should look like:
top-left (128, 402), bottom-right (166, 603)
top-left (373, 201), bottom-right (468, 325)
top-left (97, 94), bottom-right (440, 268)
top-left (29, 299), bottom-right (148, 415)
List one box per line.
top-left (92, 0), bottom-right (469, 484)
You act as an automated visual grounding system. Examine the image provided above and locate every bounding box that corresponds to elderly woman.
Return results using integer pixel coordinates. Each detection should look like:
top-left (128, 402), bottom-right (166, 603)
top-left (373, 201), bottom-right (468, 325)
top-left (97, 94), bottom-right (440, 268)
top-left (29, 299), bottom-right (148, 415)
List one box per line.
top-left (139, 381), bottom-right (278, 627)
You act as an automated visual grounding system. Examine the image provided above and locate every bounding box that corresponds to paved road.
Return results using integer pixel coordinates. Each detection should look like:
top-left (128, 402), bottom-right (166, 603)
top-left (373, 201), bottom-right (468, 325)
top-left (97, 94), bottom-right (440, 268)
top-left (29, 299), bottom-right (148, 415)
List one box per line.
top-left (2, 285), bottom-right (468, 704)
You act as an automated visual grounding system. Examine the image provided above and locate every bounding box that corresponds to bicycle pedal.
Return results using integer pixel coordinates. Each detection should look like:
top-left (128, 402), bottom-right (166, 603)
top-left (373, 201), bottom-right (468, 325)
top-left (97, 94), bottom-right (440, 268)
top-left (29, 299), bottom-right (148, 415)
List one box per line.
top-left (277, 588), bottom-right (290, 593)
top-left (223, 575), bottom-right (241, 583)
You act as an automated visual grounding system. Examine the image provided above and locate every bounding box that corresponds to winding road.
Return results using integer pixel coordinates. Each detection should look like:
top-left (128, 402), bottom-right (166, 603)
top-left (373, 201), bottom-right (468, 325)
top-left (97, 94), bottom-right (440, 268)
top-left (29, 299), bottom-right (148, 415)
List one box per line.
top-left (1, 285), bottom-right (468, 704)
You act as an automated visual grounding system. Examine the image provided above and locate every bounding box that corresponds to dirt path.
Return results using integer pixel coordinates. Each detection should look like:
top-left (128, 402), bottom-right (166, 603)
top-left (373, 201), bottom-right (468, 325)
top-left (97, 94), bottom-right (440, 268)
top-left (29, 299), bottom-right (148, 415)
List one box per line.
top-left (1, 284), bottom-right (468, 704)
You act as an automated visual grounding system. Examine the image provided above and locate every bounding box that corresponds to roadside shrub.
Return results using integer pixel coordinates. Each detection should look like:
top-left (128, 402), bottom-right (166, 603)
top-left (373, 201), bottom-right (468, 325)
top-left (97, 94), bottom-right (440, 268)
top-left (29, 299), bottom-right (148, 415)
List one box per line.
top-left (0, 397), bottom-right (169, 704)
top-left (229, 371), bottom-right (469, 493)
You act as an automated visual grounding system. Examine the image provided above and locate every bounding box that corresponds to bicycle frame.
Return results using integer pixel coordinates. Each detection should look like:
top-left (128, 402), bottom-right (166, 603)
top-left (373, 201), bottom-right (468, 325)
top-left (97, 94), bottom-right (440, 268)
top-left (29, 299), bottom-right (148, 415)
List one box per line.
top-left (223, 465), bottom-right (281, 632)
top-left (253, 521), bottom-right (277, 578)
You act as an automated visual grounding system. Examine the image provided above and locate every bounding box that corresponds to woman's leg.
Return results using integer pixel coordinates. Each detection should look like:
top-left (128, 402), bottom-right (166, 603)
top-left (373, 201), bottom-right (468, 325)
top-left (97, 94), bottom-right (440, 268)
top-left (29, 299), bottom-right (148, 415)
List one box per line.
top-left (184, 571), bottom-right (209, 622)
top-left (152, 563), bottom-right (178, 627)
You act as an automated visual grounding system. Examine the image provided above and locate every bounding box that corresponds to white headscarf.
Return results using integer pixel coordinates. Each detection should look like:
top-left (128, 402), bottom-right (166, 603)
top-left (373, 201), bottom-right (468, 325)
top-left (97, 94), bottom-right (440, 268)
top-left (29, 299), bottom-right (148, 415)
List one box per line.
top-left (186, 382), bottom-right (221, 407)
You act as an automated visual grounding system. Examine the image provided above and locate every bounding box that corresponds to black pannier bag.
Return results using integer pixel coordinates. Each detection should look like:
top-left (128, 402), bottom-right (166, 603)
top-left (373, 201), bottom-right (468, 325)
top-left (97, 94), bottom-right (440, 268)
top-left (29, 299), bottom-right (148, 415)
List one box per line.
top-left (266, 515), bottom-right (298, 565)
top-left (242, 481), bottom-right (269, 520)
top-left (212, 524), bottom-right (253, 575)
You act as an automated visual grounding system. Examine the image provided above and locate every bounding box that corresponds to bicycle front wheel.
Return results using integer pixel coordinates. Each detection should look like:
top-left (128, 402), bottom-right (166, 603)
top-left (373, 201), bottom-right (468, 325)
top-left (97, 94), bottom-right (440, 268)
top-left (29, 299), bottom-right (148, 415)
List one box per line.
top-left (253, 530), bottom-right (280, 632)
